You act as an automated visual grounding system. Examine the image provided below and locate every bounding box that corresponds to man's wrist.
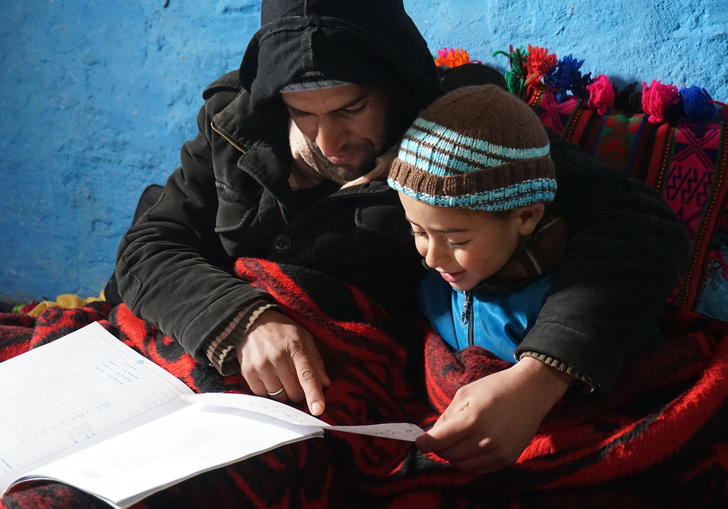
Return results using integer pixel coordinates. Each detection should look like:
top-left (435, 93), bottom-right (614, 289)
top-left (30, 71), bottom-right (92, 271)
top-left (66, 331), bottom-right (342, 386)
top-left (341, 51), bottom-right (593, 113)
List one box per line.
top-left (517, 350), bottom-right (596, 393)
top-left (206, 302), bottom-right (279, 375)
top-left (512, 355), bottom-right (572, 408)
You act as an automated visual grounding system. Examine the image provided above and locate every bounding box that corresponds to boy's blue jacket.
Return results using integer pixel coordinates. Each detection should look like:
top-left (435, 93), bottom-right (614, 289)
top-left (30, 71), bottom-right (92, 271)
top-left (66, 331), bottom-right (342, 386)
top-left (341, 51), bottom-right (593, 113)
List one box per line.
top-left (419, 270), bottom-right (554, 362)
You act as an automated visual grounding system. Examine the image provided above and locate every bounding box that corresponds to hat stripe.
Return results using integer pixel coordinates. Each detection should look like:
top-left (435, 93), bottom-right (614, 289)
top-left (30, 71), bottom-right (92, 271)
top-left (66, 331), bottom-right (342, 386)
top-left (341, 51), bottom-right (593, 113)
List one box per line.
top-left (388, 177), bottom-right (557, 211)
top-left (398, 137), bottom-right (506, 176)
top-left (411, 117), bottom-right (550, 161)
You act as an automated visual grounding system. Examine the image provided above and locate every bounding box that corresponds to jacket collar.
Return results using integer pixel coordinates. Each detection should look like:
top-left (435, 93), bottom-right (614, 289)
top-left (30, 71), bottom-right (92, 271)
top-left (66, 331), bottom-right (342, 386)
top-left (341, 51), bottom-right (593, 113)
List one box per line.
top-left (211, 87), bottom-right (288, 154)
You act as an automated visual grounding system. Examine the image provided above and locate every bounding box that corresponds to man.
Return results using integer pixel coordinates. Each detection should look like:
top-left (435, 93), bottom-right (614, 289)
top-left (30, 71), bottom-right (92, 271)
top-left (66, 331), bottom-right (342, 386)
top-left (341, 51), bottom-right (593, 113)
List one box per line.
top-left (115, 0), bottom-right (688, 470)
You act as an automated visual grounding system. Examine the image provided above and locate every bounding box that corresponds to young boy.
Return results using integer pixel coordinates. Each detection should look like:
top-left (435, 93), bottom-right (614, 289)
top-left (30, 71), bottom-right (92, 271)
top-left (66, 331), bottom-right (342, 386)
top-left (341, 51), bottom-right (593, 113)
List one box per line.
top-left (387, 84), bottom-right (573, 473)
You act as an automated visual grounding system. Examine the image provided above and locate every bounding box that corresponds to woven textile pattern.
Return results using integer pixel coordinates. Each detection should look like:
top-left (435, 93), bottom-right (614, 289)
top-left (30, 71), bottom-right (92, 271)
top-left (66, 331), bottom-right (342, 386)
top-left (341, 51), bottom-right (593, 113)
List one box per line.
top-left (532, 86), bottom-right (728, 321)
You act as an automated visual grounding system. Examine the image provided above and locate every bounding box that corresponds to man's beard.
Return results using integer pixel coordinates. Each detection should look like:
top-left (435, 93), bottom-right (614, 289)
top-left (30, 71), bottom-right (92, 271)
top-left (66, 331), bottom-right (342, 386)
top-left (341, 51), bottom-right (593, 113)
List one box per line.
top-left (309, 140), bottom-right (378, 185)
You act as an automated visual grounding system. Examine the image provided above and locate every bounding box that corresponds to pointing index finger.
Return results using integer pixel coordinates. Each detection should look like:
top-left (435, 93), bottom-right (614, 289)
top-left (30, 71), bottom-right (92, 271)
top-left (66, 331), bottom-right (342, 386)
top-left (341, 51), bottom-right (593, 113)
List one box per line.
top-left (290, 345), bottom-right (327, 416)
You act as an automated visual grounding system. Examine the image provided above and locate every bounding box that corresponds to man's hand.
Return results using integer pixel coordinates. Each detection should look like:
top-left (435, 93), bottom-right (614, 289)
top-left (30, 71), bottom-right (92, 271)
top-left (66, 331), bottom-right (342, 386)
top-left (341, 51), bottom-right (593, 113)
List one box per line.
top-left (236, 310), bottom-right (330, 415)
top-left (416, 357), bottom-right (571, 473)
top-left (340, 145), bottom-right (398, 189)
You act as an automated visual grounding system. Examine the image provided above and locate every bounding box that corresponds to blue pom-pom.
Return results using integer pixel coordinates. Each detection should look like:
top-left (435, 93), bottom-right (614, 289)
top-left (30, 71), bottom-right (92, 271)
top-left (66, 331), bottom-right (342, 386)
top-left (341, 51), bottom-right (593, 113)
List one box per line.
top-left (544, 55), bottom-right (585, 103)
top-left (680, 86), bottom-right (716, 123)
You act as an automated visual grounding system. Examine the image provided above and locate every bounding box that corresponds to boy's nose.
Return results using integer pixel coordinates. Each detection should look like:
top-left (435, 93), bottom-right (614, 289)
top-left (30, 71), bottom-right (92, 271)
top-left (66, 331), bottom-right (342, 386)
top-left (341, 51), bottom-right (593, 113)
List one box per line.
top-left (424, 241), bottom-right (449, 270)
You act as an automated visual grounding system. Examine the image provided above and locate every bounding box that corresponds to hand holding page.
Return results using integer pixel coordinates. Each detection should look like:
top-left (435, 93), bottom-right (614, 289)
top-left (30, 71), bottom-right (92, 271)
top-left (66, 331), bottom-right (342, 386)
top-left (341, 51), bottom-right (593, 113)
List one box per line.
top-left (0, 322), bottom-right (424, 509)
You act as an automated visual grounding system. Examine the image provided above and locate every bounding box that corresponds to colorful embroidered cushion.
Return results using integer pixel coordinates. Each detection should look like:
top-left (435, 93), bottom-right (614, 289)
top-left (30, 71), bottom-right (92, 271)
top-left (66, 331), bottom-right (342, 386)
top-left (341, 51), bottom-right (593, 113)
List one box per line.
top-left (529, 86), bottom-right (728, 321)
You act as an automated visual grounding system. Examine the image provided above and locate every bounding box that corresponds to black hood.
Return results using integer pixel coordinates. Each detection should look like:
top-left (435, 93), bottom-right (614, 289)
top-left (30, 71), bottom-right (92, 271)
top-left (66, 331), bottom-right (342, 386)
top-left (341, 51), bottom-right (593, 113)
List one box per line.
top-left (239, 0), bottom-right (443, 131)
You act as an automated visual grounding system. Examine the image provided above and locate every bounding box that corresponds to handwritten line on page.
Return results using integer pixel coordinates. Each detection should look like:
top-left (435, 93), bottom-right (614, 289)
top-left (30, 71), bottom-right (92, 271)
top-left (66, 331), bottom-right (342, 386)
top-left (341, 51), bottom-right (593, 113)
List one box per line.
top-left (0, 322), bottom-right (424, 509)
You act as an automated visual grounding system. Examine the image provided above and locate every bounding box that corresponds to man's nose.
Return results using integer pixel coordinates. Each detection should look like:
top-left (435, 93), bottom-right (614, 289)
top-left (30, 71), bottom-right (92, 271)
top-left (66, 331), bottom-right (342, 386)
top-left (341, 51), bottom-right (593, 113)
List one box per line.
top-left (316, 118), bottom-right (347, 158)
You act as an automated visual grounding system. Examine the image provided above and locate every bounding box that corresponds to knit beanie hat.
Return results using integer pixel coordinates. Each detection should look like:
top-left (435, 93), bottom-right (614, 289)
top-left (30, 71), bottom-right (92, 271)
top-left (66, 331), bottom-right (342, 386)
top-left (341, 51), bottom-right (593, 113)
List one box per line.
top-left (279, 70), bottom-right (351, 93)
top-left (387, 84), bottom-right (556, 211)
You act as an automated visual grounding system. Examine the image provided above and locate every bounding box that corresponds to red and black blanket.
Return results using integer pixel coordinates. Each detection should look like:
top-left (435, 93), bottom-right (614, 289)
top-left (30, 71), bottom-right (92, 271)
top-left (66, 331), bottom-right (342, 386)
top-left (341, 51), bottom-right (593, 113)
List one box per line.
top-left (1, 258), bottom-right (727, 508)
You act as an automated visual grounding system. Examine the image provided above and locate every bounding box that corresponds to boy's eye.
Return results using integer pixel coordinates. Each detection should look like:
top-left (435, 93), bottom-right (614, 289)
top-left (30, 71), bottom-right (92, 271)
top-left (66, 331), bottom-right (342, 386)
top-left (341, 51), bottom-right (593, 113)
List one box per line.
top-left (446, 239), bottom-right (469, 247)
top-left (410, 229), bottom-right (427, 238)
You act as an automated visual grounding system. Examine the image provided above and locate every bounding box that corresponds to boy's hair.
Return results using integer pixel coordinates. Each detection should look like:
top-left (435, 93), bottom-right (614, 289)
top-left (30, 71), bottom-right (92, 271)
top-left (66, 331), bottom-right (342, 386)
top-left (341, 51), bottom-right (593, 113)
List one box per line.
top-left (387, 85), bottom-right (556, 211)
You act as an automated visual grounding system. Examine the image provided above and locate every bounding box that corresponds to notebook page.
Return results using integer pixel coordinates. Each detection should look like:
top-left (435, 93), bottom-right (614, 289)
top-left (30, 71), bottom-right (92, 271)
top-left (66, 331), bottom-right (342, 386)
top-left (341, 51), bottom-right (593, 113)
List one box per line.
top-left (0, 322), bottom-right (192, 493)
top-left (20, 399), bottom-right (323, 508)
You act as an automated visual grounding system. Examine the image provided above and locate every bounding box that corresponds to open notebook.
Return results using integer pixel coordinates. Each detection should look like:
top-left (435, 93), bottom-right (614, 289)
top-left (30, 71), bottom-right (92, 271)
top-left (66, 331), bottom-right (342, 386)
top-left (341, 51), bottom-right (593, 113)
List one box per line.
top-left (0, 322), bottom-right (423, 508)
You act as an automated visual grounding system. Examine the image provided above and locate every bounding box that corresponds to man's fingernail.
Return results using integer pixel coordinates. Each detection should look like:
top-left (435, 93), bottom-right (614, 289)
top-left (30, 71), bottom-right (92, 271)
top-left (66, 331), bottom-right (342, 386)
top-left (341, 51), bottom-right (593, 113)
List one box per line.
top-left (311, 402), bottom-right (322, 415)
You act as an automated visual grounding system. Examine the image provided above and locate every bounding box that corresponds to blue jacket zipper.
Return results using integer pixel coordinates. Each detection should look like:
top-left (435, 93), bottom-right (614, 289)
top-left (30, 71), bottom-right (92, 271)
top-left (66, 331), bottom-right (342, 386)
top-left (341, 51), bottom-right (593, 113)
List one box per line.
top-left (460, 290), bottom-right (475, 348)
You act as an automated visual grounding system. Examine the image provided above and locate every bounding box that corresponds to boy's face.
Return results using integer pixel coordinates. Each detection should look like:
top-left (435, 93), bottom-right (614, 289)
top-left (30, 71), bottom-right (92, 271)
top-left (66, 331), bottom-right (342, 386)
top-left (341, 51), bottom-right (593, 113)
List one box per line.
top-left (281, 84), bottom-right (394, 184)
top-left (399, 193), bottom-right (541, 291)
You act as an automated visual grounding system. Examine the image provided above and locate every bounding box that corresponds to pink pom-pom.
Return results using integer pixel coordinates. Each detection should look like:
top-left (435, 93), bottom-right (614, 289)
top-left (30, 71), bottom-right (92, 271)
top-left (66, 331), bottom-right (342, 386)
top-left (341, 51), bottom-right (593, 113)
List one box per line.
top-left (642, 80), bottom-right (680, 124)
top-left (586, 74), bottom-right (615, 115)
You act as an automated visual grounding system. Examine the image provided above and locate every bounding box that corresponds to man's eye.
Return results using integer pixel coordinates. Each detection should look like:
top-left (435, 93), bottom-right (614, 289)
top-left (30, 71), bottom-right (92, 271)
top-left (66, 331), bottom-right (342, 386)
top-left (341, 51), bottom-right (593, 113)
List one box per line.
top-left (288, 109), bottom-right (309, 118)
top-left (343, 103), bottom-right (366, 115)
top-left (410, 229), bottom-right (426, 238)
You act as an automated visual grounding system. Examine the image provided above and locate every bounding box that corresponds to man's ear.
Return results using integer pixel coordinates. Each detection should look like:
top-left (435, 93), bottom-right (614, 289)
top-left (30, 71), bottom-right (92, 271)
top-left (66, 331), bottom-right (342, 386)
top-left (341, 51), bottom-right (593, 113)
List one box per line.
top-left (514, 203), bottom-right (545, 236)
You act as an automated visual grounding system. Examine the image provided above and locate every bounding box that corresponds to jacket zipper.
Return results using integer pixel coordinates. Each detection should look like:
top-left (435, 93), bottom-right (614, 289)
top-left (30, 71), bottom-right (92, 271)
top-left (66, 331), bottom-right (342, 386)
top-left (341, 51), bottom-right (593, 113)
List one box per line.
top-left (460, 290), bottom-right (474, 347)
top-left (211, 121), bottom-right (291, 224)
top-left (276, 201), bottom-right (290, 225)
top-left (210, 121), bottom-right (248, 155)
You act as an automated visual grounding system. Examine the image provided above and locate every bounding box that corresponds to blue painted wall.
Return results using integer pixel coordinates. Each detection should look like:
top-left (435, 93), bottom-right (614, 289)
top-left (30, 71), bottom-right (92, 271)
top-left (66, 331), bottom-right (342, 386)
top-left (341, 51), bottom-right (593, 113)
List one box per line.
top-left (1, 0), bottom-right (727, 302)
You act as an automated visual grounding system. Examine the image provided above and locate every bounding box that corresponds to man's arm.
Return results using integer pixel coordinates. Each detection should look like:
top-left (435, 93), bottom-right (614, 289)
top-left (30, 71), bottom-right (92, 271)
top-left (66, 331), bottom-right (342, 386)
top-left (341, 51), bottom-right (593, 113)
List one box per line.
top-left (115, 96), bottom-right (276, 365)
top-left (115, 91), bottom-right (330, 415)
top-left (516, 129), bottom-right (690, 390)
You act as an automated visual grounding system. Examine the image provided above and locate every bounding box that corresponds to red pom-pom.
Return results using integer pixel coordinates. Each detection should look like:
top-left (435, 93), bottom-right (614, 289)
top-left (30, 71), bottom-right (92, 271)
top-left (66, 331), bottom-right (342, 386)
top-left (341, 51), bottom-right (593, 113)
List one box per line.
top-left (525, 44), bottom-right (558, 84)
top-left (586, 74), bottom-right (616, 115)
top-left (642, 80), bottom-right (679, 124)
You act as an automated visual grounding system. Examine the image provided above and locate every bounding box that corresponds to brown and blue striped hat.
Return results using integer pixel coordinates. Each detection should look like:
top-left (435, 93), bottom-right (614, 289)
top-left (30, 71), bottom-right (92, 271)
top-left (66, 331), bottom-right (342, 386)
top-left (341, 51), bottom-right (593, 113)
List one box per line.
top-left (387, 84), bottom-right (556, 211)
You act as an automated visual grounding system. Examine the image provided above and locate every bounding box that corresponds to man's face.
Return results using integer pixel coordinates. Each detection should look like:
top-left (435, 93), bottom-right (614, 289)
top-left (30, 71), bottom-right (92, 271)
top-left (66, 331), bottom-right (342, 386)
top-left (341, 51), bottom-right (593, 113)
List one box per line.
top-left (281, 84), bottom-right (394, 184)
